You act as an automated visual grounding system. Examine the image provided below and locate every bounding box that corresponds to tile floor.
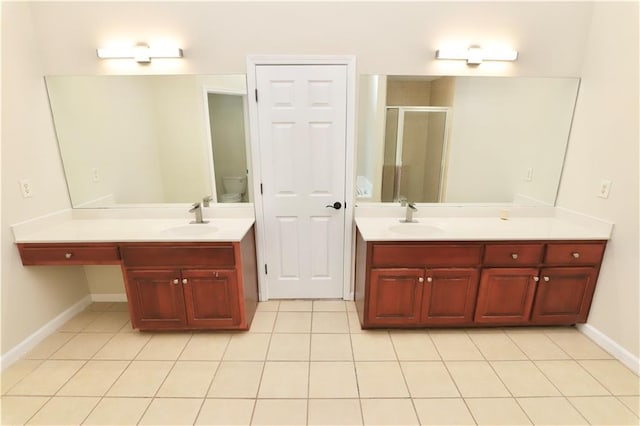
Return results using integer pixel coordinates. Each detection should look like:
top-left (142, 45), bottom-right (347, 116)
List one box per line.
top-left (2, 300), bottom-right (639, 425)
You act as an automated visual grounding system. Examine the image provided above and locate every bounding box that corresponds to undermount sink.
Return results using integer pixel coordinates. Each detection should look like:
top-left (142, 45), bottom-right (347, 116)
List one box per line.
top-left (388, 222), bottom-right (445, 236)
top-left (161, 224), bottom-right (219, 236)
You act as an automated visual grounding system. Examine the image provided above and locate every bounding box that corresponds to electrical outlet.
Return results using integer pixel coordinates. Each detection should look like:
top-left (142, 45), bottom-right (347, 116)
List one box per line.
top-left (525, 168), bottom-right (534, 182)
top-left (91, 168), bottom-right (100, 183)
top-left (19, 179), bottom-right (33, 198)
top-left (598, 179), bottom-right (612, 199)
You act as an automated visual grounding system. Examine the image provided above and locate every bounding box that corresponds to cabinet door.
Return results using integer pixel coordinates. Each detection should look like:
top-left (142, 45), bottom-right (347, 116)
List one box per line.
top-left (367, 268), bottom-right (423, 326)
top-left (182, 269), bottom-right (241, 328)
top-left (531, 267), bottom-right (598, 324)
top-left (124, 269), bottom-right (187, 330)
top-left (475, 268), bottom-right (538, 324)
top-left (421, 268), bottom-right (479, 325)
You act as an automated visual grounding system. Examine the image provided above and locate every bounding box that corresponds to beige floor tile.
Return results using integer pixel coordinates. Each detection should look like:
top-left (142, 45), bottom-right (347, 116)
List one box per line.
top-left (0, 396), bottom-right (49, 425)
top-left (413, 398), bottom-right (475, 426)
top-left (468, 330), bottom-right (527, 360)
top-left (313, 300), bottom-right (347, 312)
top-left (208, 361), bottom-right (263, 398)
top-left (135, 333), bottom-right (191, 360)
top-left (1, 360), bottom-right (43, 394)
top-left (351, 332), bottom-right (396, 361)
top-left (196, 398), bottom-right (255, 425)
top-left (429, 330), bottom-right (484, 360)
top-left (535, 360), bottom-right (610, 396)
top-left (25, 396), bottom-right (99, 425)
top-left (223, 333), bottom-right (271, 361)
top-left (569, 396), bottom-right (640, 425)
top-left (8, 360), bottom-right (85, 396)
top-left (86, 302), bottom-right (114, 312)
top-left (156, 361), bottom-right (218, 397)
top-left (309, 362), bottom-right (358, 398)
top-left (82, 311), bottom-right (130, 332)
top-left (107, 302), bottom-right (129, 312)
top-left (312, 312), bottom-right (350, 333)
top-left (348, 311), bottom-right (365, 333)
top-left (446, 361), bottom-right (510, 397)
top-left (58, 311), bottom-right (102, 332)
top-left (256, 300), bottom-right (280, 312)
top-left (248, 311), bottom-right (277, 333)
top-left (310, 334), bottom-right (353, 361)
top-left (118, 321), bottom-right (135, 333)
top-left (390, 331), bottom-right (440, 361)
top-left (273, 312), bottom-right (312, 332)
top-left (267, 333), bottom-right (310, 360)
top-left (138, 397), bottom-right (203, 425)
top-left (179, 333), bottom-right (231, 360)
top-left (82, 397), bottom-right (151, 425)
top-left (308, 399), bottom-right (362, 425)
top-left (579, 360), bottom-right (640, 395)
top-left (492, 360), bottom-right (561, 397)
top-left (360, 398), bottom-right (418, 425)
top-left (618, 395), bottom-right (640, 416)
top-left (106, 360), bottom-right (173, 397)
top-left (92, 332), bottom-right (151, 360)
top-left (278, 299), bottom-right (313, 311)
top-left (346, 301), bottom-right (357, 312)
top-left (57, 360), bottom-right (129, 396)
top-left (252, 399), bottom-right (307, 425)
top-left (506, 330), bottom-right (570, 360)
top-left (401, 361), bottom-right (459, 397)
top-left (258, 361), bottom-right (309, 398)
top-left (355, 361), bottom-right (408, 397)
top-left (25, 332), bottom-right (76, 359)
top-left (50, 333), bottom-right (113, 360)
top-left (517, 397), bottom-right (587, 425)
top-left (545, 328), bottom-right (613, 359)
top-left (465, 397), bottom-right (531, 425)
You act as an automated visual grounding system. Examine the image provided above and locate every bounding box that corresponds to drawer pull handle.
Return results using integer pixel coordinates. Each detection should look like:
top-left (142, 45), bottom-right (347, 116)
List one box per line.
top-left (426, 277), bottom-right (433, 283)
top-left (64, 253), bottom-right (73, 259)
top-left (182, 278), bottom-right (188, 285)
top-left (511, 253), bottom-right (519, 260)
top-left (418, 277), bottom-right (424, 283)
top-left (533, 276), bottom-right (540, 282)
top-left (572, 252), bottom-right (580, 259)
top-left (543, 276), bottom-right (550, 282)
top-left (173, 279), bottom-right (179, 284)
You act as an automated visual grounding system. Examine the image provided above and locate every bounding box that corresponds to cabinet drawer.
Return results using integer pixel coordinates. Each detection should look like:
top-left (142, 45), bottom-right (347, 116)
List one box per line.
top-left (371, 244), bottom-right (482, 267)
top-left (544, 242), bottom-right (605, 266)
top-left (18, 243), bottom-right (121, 265)
top-left (484, 244), bottom-right (544, 266)
top-left (121, 244), bottom-right (235, 268)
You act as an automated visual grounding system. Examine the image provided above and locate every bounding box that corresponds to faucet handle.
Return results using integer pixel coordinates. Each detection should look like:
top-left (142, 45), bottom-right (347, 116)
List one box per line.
top-left (189, 202), bottom-right (201, 212)
top-left (399, 197), bottom-right (408, 206)
top-left (202, 195), bottom-right (213, 207)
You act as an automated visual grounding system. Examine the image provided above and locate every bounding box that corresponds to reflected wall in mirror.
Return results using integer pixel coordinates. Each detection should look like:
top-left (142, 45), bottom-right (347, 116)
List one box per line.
top-left (46, 74), bottom-right (251, 208)
top-left (356, 75), bottom-right (580, 205)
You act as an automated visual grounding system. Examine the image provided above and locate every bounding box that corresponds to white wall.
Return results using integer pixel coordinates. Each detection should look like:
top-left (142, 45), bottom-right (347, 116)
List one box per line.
top-left (556, 2), bottom-right (639, 362)
top-left (1, 3), bottom-right (90, 356)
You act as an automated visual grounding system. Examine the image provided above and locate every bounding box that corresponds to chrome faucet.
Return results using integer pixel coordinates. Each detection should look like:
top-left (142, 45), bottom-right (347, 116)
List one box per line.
top-left (202, 195), bottom-right (213, 207)
top-left (401, 202), bottom-right (418, 223)
top-left (189, 202), bottom-right (208, 224)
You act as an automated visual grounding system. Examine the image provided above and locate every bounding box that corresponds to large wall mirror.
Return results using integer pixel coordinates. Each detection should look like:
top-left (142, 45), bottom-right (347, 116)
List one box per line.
top-left (46, 74), bottom-right (252, 208)
top-left (356, 75), bottom-right (580, 205)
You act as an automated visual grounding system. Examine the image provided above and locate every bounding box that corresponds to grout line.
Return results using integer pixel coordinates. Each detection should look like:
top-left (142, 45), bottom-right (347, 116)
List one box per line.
top-left (389, 331), bottom-right (421, 424)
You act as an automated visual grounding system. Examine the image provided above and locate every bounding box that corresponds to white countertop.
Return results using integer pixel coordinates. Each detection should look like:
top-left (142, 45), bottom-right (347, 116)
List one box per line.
top-left (355, 215), bottom-right (612, 242)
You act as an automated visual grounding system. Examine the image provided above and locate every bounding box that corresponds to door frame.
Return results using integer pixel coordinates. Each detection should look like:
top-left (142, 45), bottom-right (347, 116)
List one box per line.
top-left (246, 55), bottom-right (357, 301)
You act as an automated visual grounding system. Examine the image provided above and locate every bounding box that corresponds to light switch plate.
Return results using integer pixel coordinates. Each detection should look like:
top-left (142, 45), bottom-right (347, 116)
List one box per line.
top-left (19, 179), bottom-right (33, 198)
top-left (598, 179), bottom-right (612, 199)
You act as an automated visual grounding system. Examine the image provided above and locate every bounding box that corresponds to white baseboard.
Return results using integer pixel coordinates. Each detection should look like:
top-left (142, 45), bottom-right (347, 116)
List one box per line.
top-left (90, 293), bottom-right (127, 302)
top-left (578, 323), bottom-right (640, 374)
top-left (1, 295), bottom-right (92, 371)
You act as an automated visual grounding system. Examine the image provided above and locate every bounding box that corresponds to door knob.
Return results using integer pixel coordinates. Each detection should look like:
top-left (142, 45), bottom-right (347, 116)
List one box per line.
top-left (325, 202), bottom-right (342, 210)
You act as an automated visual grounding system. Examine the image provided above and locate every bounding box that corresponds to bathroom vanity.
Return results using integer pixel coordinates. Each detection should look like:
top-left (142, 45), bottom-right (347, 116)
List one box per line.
top-left (354, 213), bottom-right (610, 329)
top-left (14, 212), bottom-right (258, 331)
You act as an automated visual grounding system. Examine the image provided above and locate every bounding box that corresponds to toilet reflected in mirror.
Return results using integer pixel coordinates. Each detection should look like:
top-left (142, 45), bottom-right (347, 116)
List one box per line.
top-left (221, 175), bottom-right (247, 202)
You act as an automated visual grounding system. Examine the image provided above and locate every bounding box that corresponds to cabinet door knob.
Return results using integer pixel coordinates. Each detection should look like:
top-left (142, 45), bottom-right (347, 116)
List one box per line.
top-left (64, 252), bottom-right (73, 259)
top-left (543, 276), bottom-right (550, 282)
top-left (511, 253), bottom-right (519, 260)
top-left (572, 252), bottom-right (580, 259)
top-left (182, 278), bottom-right (188, 284)
top-left (426, 277), bottom-right (433, 283)
top-left (173, 279), bottom-right (179, 284)
top-left (533, 276), bottom-right (540, 282)
top-left (418, 277), bottom-right (424, 283)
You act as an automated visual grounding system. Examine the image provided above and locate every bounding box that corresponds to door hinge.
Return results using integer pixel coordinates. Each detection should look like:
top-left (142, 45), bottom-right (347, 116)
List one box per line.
top-left (264, 264), bottom-right (268, 275)
top-left (260, 183), bottom-right (263, 194)
top-left (255, 89), bottom-right (258, 102)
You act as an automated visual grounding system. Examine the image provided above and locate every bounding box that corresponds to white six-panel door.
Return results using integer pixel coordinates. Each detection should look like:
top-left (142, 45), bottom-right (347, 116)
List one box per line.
top-left (255, 65), bottom-right (347, 299)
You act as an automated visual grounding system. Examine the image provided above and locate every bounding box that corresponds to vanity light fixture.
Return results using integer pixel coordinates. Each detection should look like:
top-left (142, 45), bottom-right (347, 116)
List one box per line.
top-left (96, 43), bottom-right (183, 63)
top-left (435, 45), bottom-right (518, 65)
